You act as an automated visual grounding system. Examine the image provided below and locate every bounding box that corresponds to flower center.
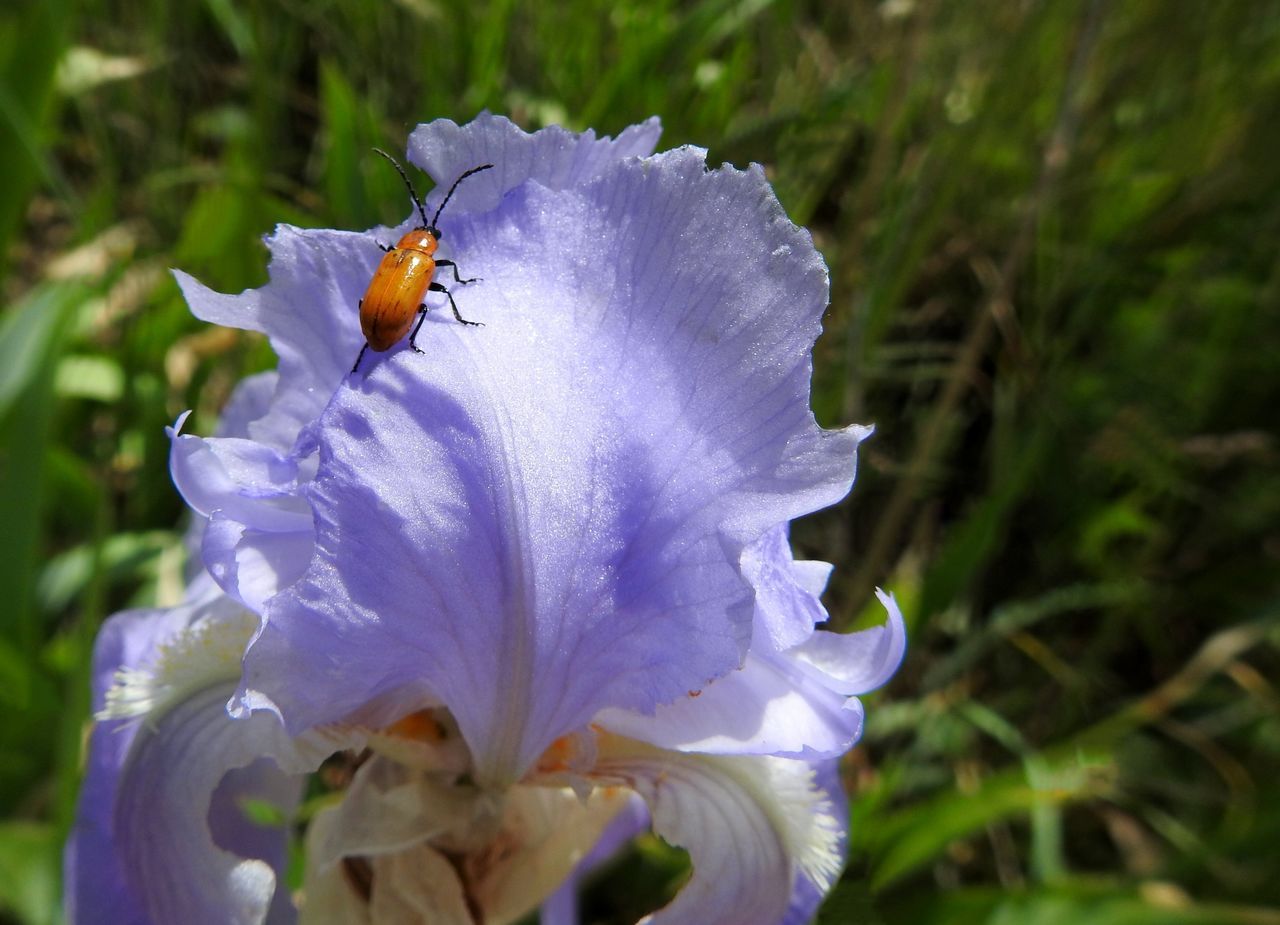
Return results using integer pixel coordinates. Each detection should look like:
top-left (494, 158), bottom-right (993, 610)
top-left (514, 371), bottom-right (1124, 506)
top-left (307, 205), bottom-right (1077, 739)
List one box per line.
top-left (298, 712), bottom-right (630, 923)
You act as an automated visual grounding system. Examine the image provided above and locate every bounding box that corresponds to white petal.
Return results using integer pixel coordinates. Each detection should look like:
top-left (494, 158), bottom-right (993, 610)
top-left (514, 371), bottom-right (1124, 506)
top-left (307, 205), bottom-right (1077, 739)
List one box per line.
top-left (303, 759), bottom-right (631, 925)
top-left (368, 847), bottom-right (474, 925)
top-left (306, 757), bottom-right (479, 872)
top-left (299, 807), bottom-right (466, 925)
top-left (474, 785), bottom-right (633, 925)
top-left (540, 794), bottom-right (649, 925)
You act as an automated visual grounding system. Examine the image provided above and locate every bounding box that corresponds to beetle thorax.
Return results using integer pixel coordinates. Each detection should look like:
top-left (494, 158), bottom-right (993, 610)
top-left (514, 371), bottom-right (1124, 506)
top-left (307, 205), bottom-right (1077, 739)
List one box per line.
top-left (396, 229), bottom-right (439, 255)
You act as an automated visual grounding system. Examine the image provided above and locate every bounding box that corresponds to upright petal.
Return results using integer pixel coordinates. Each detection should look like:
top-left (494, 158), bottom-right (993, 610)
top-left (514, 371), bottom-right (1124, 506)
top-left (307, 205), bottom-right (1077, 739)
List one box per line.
top-left (745, 523), bottom-right (846, 654)
top-left (789, 589), bottom-right (907, 695)
top-left (408, 112), bottom-right (662, 217)
top-left (169, 416), bottom-right (315, 607)
top-left (599, 589), bottom-right (904, 761)
top-left (596, 649), bottom-right (864, 759)
top-left (173, 227), bottom-right (384, 447)
top-left (243, 146), bottom-right (858, 785)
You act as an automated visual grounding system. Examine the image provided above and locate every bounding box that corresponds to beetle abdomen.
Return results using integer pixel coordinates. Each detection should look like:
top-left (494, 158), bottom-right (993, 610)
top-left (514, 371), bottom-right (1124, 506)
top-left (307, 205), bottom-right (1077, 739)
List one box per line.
top-left (360, 248), bottom-right (435, 351)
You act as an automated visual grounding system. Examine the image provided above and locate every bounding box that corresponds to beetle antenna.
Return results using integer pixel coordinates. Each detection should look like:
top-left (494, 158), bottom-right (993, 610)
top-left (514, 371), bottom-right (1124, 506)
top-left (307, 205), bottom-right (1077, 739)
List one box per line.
top-left (430, 163), bottom-right (495, 234)
top-left (373, 147), bottom-right (430, 229)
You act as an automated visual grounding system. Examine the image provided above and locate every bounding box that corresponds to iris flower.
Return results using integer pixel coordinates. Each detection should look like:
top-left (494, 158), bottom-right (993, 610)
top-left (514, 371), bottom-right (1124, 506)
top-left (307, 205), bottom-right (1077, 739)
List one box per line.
top-left (65, 115), bottom-right (905, 925)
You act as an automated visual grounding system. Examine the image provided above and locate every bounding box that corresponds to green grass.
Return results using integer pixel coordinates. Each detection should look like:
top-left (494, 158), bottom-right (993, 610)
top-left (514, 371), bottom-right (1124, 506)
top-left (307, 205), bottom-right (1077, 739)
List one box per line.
top-left (2, 1), bottom-right (1279, 923)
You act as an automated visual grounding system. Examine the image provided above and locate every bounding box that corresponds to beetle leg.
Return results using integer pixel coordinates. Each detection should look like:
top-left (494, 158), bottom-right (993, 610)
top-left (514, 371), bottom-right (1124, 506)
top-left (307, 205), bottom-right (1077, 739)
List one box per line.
top-left (429, 281), bottom-right (484, 327)
top-left (409, 304), bottom-right (431, 353)
top-left (377, 242), bottom-right (394, 253)
top-left (434, 259), bottom-right (481, 285)
top-left (351, 343), bottom-right (368, 374)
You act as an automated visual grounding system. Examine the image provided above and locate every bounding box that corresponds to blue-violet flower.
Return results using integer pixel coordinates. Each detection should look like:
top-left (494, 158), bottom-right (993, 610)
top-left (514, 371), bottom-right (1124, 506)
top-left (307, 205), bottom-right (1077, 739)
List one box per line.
top-left (65, 114), bottom-right (905, 925)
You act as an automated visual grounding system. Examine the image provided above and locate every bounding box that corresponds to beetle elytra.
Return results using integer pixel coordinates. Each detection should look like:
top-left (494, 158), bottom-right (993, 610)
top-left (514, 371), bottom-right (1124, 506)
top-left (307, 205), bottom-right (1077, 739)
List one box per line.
top-left (352, 149), bottom-right (494, 374)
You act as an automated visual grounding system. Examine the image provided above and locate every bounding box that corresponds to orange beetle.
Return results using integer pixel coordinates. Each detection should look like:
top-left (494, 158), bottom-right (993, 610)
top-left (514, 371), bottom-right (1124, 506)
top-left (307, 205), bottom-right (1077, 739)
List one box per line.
top-left (352, 149), bottom-right (494, 373)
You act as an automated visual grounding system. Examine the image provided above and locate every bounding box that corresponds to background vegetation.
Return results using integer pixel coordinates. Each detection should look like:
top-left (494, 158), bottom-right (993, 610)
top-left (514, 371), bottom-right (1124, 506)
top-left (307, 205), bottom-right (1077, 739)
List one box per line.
top-left (1, 0), bottom-right (1278, 922)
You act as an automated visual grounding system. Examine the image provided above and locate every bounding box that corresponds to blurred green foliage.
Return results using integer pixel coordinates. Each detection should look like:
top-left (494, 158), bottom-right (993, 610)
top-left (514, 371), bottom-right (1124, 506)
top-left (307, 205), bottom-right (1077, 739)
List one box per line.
top-left (1, 0), bottom-right (1278, 923)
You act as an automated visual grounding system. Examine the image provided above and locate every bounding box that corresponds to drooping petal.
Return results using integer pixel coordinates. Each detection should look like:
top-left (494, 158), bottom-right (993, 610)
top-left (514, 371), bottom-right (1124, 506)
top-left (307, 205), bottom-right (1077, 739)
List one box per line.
top-left (93, 576), bottom-right (253, 726)
top-left (592, 735), bottom-right (843, 925)
top-left (65, 721), bottom-right (151, 925)
top-left (107, 675), bottom-right (353, 925)
top-left (243, 147), bottom-right (859, 785)
top-left (68, 576), bottom-right (355, 925)
top-left (781, 759), bottom-right (849, 925)
top-left (112, 684), bottom-right (302, 925)
top-left (66, 579), bottom-right (256, 925)
top-left (65, 593), bottom-right (201, 925)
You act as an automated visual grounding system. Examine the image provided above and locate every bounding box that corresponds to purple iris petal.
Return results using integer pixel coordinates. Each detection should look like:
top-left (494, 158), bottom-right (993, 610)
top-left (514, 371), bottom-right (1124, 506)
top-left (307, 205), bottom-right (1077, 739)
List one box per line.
top-left (113, 685), bottom-right (304, 925)
top-left (64, 721), bottom-right (152, 925)
top-left (594, 537), bottom-right (899, 761)
top-left (173, 228), bottom-right (378, 449)
top-left (790, 589), bottom-right (907, 696)
top-left (216, 372), bottom-right (280, 442)
top-left (168, 413), bottom-right (315, 607)
top-left (65, 597), bottom-right (192, 925)
top-left (782, 759), bottom-right (849, 925)
top-left (169, 428), bottom-right (311, 532)
top-left (64, 576), bottom-right (307, 925)
top-left (745, 522), bottom-right (844, 653)
top-left (595, 650), bottom-right (864, 759)
top-left (409, 112), bottom-right (662, 216)
top-left (240, 138), bottom-right (860, 786)
top-left (70, 116), bottom-right (901, 924)
top-left (199, 513), bottom-right (315, 612)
